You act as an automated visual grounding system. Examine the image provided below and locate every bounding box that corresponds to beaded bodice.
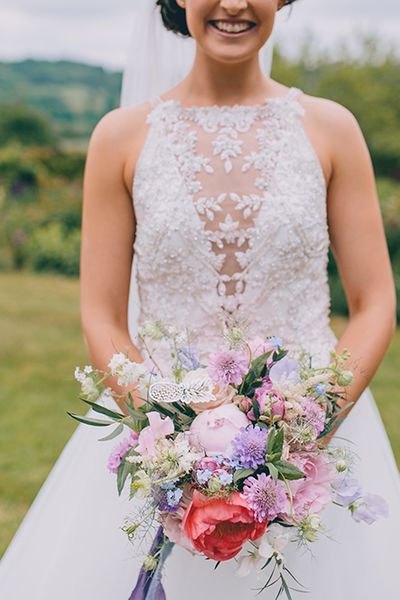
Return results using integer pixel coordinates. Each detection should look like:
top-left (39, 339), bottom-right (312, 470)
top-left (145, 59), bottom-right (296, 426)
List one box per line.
top-left (131, 87), bottom-right (337, 365)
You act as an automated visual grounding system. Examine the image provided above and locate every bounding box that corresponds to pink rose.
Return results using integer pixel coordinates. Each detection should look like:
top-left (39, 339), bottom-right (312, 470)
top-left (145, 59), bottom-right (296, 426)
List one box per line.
top-left (248, 379), bottom-right (285, 421)
top-left (281, 454), bottom-right (334, 521)
top-left (248, 337), bottom-right (276, 358)
top-left (190, 404), bottom-right (249, 457)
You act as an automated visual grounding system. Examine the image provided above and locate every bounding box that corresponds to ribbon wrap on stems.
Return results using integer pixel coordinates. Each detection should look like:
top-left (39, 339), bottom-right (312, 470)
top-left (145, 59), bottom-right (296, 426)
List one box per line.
top-left (129, 527), bottom-right (174, 600)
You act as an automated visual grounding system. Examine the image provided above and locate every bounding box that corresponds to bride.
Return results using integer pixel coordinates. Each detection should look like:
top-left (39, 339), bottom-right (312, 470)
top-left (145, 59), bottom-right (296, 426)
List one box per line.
top-left (1, 1), bottom-right (399, 598)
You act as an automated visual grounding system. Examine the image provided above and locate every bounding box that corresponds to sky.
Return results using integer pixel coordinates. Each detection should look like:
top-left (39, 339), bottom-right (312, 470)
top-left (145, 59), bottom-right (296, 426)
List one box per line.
top-left (0, 0), bottom-right (399, 71)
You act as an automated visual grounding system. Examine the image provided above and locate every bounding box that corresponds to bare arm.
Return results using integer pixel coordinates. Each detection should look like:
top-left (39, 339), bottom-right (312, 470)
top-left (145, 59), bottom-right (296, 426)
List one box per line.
top-left (322, 101), bottom-right (396, 427)
top-left (80, 106), bottom-right (149, 409)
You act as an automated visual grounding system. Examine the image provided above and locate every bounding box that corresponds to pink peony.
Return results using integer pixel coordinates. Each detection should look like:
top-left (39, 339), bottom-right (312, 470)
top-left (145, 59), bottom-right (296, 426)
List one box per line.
top-left (135, 412), bottom-right (174, 457)
top-left (208, 350), bottom-right (248, 386)
top-left (107, 431), bottom-right (138, 474)
top-left (190, 404), bottom-right (249, 457)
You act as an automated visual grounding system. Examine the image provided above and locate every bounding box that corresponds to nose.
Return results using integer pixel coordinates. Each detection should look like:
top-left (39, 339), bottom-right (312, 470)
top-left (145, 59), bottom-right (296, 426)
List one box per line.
top-left (220, 0), bottom-right (248, 15)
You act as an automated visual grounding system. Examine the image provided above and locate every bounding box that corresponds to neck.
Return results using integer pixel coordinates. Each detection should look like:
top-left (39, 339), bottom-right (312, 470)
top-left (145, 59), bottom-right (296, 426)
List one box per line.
top-left (178, 49), bottom-right (275, 106)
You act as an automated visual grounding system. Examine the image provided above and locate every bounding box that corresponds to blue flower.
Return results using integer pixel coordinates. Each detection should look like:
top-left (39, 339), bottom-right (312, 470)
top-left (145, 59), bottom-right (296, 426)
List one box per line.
top-left (196, 469), bottom-right (213, 484)
top-left (166, 488), bottom-right (183, 508)
top-left (218, 471), bottom-right (233, 486)
top-left (315, 383), bottom-right (328, 397)
top-left (178, 347), bottom-right (201, 371)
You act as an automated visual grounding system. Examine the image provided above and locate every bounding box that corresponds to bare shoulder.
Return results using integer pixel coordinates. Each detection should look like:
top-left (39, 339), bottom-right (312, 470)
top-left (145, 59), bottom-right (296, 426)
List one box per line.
top-left (90, 102), bottom-right (150, 150)
top-left (299, 92), bottom-right (360, 133)
top-left (87, 101), bottom-right (153, 191)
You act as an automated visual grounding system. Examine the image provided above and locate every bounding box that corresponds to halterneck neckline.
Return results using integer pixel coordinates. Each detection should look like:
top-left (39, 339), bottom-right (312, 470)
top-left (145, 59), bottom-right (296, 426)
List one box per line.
top-left (155, 87), bottom-right (303, 112)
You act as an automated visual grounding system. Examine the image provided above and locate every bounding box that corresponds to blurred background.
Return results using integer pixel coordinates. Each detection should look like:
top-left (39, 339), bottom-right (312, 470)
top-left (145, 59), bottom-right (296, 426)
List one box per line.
top-left (0, 0), bottom-right (399, 558)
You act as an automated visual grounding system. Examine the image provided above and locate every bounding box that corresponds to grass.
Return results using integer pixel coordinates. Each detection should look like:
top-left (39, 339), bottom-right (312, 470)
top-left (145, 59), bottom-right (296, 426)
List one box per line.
top-left (0, 272), bottom-right (399, 558)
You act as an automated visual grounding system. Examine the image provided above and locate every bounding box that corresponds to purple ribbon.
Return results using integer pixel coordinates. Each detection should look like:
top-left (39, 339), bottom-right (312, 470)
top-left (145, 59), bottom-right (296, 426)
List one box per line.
top-left (129, 527), bottom-right (174, 600)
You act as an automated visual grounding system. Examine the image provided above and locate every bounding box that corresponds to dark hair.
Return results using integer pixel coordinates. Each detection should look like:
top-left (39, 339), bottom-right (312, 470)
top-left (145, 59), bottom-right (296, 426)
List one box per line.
top-left (156, 0), bottom-right (299, 37)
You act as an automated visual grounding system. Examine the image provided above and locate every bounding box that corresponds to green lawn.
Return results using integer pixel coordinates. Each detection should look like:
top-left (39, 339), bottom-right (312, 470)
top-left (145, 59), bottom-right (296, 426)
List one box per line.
top-left (0, 272), bottom-right (399, 558)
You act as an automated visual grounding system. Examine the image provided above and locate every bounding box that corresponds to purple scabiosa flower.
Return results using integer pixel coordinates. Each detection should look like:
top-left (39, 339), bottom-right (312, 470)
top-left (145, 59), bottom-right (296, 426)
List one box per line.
top-left (232, 425), bottom-right (268, 469)
top-left (208, 350), bottom-right (248, 386)
top-left (302, 398), bottom-right (326, 436)
top-left (107, 431), bottom-right (138, 474)
top-left (242, 473), bottom-right (289, 522)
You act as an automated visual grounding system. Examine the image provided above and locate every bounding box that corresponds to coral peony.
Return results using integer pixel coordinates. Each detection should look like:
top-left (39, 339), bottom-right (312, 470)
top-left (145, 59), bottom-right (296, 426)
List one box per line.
top-left (183, 491), bottom-right (267, 561)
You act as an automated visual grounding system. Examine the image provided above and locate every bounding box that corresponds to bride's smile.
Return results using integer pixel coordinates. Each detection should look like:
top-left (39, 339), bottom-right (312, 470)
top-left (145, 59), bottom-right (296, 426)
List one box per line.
top-left (176, 0), bottom-right (280, 63)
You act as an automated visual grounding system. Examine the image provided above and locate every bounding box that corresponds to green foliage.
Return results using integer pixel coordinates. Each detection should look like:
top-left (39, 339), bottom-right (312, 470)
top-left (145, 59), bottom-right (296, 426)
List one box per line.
top-left (0, 103), bottom-right (57, 147)
top-left (25, 222), bottom-right (81, 276)
top-left (0, 59), bottom-right (122, 144)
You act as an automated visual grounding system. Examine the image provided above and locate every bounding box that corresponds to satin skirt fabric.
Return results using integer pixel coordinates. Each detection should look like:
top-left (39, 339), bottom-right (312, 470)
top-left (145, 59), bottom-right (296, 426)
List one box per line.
top-left (0, 388), bottom-right (399, 599)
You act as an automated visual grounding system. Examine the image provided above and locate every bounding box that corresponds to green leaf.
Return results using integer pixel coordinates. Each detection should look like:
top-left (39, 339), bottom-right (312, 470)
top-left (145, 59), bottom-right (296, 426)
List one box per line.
top-left (273, 460), bottom-right (305, 481)
top-left (117, 460), bottom-right (131, 495)
top-left (252, 398), bottom-right (260, 420)
top-left (272, 427), bottom-right (284, 457)
top-left (81, 399), bottom-right (124, 420)
top-left (233, 468), bottom-right (255, 484)
top-left (98, 422), bottom-right (125, 441)
top-left (67, 412), bottom-right (114, 427)
top-left (267, 462), bottom-right (279, 480)
top-left (123, 400), bottom-right (148, 422)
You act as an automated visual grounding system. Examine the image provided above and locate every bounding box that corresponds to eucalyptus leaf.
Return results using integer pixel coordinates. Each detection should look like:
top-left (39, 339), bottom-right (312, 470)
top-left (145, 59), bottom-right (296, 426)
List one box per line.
top-left (117, 460), bottom-right (132, 495)
top-left (98, 422), bottom-right (125, 441)
top-left (67, 412), bottom-right (114, 427)
top-left (81, 399), bottom-right (124, 420)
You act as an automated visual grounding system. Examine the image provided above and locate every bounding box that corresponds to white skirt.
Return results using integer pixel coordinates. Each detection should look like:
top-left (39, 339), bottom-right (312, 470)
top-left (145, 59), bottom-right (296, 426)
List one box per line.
top-left (0, 388), bottom-right (399, 599)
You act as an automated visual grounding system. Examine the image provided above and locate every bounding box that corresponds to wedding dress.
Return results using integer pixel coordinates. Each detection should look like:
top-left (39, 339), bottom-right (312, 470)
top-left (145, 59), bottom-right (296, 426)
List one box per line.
top-left (1, 86), bottom-right (399, 599)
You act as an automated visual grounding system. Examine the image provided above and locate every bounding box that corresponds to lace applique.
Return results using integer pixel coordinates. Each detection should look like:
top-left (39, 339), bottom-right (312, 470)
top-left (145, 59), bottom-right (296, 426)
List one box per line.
top-left (133, 88), bottom-right (335, 365)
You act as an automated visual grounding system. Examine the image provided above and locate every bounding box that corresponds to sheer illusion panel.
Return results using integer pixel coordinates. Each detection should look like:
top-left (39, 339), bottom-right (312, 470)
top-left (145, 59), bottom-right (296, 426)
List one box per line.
top-left (132, 88), bottom-right (335, 362)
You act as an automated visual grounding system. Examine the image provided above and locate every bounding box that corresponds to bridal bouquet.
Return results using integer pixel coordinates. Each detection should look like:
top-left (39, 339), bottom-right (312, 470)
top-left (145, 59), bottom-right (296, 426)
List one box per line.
top-left (71, 321), bottom-right (388, 600)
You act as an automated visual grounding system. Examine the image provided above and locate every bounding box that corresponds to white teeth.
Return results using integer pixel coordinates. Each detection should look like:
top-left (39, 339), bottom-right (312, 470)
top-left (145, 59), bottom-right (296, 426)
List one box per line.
top-left (213, 20), bottom-right (252, 34)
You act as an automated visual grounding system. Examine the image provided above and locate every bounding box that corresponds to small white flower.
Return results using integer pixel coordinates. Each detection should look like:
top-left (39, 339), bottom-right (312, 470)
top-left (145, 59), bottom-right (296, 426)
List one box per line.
top-left (117, 361), bottom-right (147, 387)
top-left (263, 523), bottom-right (290, 554)
top-left (300, 514), bottom-right (322, 543)
top-left (236, 552), bottom-right (264, 577)
top-left (74, 367), bottom-right (86, 383)
top-left (108, 352), bottom-right (127, 373)
top-left (83, 365), bottom-right (93, 374)
top-left (81, 377), bottom-right (100, 401)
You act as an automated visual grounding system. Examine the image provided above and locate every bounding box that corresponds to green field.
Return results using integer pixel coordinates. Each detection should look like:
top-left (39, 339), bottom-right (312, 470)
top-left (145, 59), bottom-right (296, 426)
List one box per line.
top-left (0, 272), bottom-right (399, 558)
